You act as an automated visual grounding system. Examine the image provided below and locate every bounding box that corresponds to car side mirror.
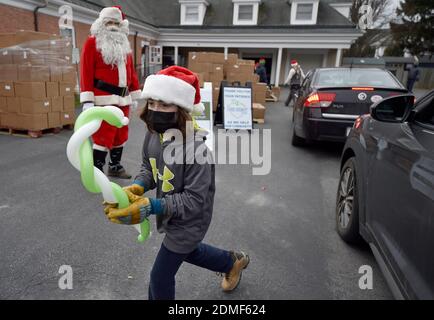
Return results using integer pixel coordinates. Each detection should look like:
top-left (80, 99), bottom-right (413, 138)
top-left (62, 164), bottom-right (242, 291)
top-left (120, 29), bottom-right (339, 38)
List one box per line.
top-left (370, 94), bottom-right (415, 123)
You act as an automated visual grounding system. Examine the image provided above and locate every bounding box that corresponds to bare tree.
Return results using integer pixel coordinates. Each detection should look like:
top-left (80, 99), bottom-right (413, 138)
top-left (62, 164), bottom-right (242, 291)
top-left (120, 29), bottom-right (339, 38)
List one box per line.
top-left (350, 0), bottom-right (392, 28)
top-left (345, 0), bottom-right (393, 57)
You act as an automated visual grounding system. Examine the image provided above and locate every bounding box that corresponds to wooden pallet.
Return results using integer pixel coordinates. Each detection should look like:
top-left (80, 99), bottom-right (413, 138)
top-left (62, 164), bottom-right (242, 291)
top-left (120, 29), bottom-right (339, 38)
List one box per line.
top-left (0, 125), bottom-right (70, 138)
top-left (265, 94), bottom-right (278, 102)
top-left (253, 118), bottom-right (265, 124)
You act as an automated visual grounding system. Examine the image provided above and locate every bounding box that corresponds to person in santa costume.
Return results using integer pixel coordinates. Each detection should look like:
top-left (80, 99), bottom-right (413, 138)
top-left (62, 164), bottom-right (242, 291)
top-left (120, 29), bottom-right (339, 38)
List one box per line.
top-left (104, 66), bottom-right (250, 300)
top-left (80, 6), bottom-right (141, 179)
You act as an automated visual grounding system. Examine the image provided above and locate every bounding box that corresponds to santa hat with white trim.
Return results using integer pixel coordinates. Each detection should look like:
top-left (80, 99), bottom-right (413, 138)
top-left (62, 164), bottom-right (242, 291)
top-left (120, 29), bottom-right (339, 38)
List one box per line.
top-left (291, 59), bottom-right (299, 67)
top-left (98, 6), bottom-right (129, 30)
top-left (141, 66), bottom-right (205, 116)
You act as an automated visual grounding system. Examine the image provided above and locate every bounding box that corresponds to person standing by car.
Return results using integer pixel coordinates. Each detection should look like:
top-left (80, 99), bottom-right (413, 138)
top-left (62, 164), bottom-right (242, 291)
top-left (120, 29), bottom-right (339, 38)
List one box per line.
top-left (406, 57), bottom-right (421, 93)
top-left (284, 59), bottom-right (305, 107)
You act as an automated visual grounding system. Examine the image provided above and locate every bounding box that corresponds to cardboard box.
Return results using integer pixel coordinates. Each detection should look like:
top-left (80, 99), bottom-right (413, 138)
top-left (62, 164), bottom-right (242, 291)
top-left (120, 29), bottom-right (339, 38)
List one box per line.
top-left (252, 103), bottom-right (266, 120)
top-left (0, 113), bottom-right (18, 128)
top-left (18, 65), bottom-right (50, 82)
top-left (253, 82), bottom-right (267, 104)
top-left (271, 86), bottom-right (281, 99)
top-left (197, 72), bottom-right (205, 88)
top-left (0, 64), bottom-right (18, 81)
top-left (188, 52), bottom-right (211, 64)
top-left (61, 111), bottom-right (75, 125)
top-left (209, 52), bottom-right (225, 64)
top-left (20, 97), bottom-right (50, 114)
top-left (6, 97), bottom-right (20, 113)
top-left (0, 33), bottom-right (18, 49)
top-left (189, 62), bottom-right (214, 74)
top-left (59, 82), bottom-right (74, 96)
top-left (46, 82), bottom-right (59, 97)
top-left (237, 59), bottom-right (256, 67)
top-left (48, 112), bottom-right (61, 128)
top-left (0, 96), bottom-right (6, 112)
top-left (62, 66), bottom-right (76, 83)
top-left (14, 82), bottom-right (46, 99)
top-left (63, 96), bottom-right (75, 111)
top-left (50, 66), bottom-right (63, 82)
top-left (15, 30), bottom-right (59, 44)
top-left (225, 53), bottom-right (238, 65)
top-left (13, 50), bottom-right (45, 65)
top-left (16, 113), bottom-right (49, 130)
top-left (51, 96), bottom-right (62, 112)
top-left (0, 82), bottom-right (14, 97)
top-left (0, 49), bottom-right (13, 64)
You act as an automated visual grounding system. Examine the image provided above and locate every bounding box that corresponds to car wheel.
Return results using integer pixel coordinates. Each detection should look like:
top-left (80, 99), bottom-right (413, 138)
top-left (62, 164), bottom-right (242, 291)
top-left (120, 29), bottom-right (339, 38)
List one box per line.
top-left (336, 157), bottom-right (363, 244)
top-left (291, 120), bottom-right (306, 147)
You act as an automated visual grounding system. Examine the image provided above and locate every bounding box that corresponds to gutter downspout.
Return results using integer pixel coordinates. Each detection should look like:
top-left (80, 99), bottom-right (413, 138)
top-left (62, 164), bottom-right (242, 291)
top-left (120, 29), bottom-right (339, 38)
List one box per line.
top-left (34, 0), bottom-right (48, 31)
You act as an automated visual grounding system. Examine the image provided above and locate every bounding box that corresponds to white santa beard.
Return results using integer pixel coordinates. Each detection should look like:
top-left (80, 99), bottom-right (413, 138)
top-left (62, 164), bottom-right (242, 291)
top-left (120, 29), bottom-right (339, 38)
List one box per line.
top-left (92, 22), bottom-right (131, 66)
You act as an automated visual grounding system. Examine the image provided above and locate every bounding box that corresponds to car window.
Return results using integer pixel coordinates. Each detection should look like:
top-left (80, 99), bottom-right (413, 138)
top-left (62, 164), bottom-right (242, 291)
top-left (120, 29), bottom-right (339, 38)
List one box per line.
top-left (415, 98), bottom-right (434, 126)
top-left (314, 68), bottom-right (402, 88)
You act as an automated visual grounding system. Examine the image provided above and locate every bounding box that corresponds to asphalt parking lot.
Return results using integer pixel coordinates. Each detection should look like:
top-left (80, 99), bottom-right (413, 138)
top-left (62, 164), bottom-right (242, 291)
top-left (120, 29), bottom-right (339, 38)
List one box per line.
top-left (0, 88), bottom-right (394, 299)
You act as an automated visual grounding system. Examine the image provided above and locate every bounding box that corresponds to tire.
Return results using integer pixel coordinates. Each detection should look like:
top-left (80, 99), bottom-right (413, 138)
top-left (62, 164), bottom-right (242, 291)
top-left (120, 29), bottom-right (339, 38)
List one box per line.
top-left (291, 124), bottom-right (305, 147)
top-left (336, 157), bottom-right (363, 244)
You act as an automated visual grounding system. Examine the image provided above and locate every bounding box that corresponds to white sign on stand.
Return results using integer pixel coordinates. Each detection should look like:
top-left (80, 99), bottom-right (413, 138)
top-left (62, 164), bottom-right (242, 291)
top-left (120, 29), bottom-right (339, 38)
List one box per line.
top-left (222, 86), bottom-right (253, 130)
top-left (196, 82), bottom-right (214, 152)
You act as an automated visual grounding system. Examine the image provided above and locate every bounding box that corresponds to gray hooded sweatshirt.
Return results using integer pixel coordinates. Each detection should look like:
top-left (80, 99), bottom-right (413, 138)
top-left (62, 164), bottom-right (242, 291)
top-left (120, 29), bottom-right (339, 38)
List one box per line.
top-left (134, 129), bottom-right (215, 254)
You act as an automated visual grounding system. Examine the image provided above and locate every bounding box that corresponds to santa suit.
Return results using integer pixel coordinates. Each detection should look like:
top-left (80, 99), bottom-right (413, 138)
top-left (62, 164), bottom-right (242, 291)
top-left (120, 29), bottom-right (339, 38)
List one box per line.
top-left (80, 36), bottom-right (141, 150)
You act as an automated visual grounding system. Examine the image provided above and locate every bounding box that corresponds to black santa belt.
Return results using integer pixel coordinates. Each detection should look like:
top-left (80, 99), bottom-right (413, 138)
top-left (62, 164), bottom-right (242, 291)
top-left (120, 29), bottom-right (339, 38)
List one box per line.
top-left (94, 79), bottom-right (130, 97)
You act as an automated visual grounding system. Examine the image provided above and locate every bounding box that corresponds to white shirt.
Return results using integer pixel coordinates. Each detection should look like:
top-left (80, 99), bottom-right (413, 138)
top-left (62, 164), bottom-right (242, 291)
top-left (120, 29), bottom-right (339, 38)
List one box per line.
top-left (284, 67), bottom-right (306, 85)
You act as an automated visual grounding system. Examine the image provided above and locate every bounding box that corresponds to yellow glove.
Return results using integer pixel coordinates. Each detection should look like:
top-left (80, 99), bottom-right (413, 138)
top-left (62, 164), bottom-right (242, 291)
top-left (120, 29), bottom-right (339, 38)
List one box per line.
top-left (104, 191), bottom-right (152, 225)
top-left (123, 183), bottom-right (145, 196)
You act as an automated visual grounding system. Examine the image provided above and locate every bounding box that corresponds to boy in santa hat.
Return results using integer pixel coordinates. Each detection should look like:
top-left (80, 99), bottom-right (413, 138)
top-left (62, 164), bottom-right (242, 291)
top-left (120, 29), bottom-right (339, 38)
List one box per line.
top-left (80, 6), bottom-right (142, 179)
top-left (284, 59), bottom-right (305, 107)
top-left (104, 66), bottom-right (250, 300)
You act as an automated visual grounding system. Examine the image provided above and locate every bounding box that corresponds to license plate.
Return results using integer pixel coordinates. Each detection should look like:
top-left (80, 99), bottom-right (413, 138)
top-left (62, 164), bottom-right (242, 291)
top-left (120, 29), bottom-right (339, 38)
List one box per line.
top-left (346, 127), bottom-right (352, 136)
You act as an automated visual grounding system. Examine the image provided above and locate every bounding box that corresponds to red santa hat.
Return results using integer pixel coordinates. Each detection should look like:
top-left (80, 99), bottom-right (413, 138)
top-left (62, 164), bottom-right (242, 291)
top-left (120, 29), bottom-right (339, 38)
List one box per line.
top-left (98, 6), bottom-right (129, 29)
top-left (291, 59), bottom-right (298, 67)
top-left (141, 66), bottom-right (205, 116)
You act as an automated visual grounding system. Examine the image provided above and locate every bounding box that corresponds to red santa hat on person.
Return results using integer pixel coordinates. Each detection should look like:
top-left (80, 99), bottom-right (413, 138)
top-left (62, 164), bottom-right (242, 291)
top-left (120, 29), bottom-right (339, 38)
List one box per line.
top-left (98, 6), bottom-right (129, 30)
top-left (291, 59), bottom-right (298, 67)
top-left (141, 66), bottom-right (205, 116)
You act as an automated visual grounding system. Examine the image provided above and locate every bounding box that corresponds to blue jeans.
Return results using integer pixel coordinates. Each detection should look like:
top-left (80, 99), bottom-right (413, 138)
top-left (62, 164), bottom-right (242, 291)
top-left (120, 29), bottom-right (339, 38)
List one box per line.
top-left (148, 242), bottom-right (234, 300)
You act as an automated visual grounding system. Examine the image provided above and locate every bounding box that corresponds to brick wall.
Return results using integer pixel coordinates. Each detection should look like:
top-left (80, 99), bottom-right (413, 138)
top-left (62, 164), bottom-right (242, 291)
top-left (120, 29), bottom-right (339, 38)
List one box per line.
top-left (0, 4), bottom-right (34, 33)
top-left (1, 3), bottom-right (150, 84)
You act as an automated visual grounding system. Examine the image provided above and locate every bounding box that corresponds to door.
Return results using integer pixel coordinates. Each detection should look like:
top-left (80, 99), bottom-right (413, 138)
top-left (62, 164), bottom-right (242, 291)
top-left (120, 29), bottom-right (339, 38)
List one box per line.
top-left (366, 92), bottom-right (434, 299)
top-left (293, 70), bottom-right (312, 127)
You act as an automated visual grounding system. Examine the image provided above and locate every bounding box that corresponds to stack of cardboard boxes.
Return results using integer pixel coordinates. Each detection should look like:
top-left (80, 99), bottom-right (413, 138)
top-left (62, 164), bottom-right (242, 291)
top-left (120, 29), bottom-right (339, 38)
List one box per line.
top-left (0, 31), bottom-right (76, 132)
top-left (187, 52), bottom-right (267, 118)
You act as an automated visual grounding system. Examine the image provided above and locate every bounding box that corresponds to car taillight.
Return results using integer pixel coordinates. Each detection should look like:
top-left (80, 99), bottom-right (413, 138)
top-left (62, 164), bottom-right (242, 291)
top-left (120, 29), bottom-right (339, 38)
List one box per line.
top-left (303, 92), bottom-right (336, 108)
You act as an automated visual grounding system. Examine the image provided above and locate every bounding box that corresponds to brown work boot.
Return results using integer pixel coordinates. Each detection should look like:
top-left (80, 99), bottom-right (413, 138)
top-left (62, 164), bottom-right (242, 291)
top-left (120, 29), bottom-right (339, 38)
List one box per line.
top-left (221, 251), bottom-right (250, 292)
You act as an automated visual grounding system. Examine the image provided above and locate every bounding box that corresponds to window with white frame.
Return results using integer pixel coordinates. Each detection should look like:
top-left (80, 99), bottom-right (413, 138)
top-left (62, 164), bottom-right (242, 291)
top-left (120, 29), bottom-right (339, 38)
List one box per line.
top-left (179, 0), bottom-right (209, 25)
top-left (296, 3), bottom-right (313, 20)
top-left (233, 0), bottom-right (261, 25)
top-left (290, 0), bottom-right (319, 25)
top-left (185, 5), bottom-right (199, 22)
top-left (238, 5), bottom-right (254, 20)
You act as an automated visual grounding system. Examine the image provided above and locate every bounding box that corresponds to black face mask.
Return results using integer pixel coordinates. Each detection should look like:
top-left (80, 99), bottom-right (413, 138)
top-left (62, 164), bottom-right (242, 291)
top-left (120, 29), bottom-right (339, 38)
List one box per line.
top-left (146, 109), bottom-right (178, 134)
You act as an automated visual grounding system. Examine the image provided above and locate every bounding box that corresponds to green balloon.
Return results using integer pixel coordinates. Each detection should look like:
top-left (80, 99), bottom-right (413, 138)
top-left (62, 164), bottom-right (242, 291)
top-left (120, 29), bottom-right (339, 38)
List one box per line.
top-left (74, 107), bottom-right (150, 242)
